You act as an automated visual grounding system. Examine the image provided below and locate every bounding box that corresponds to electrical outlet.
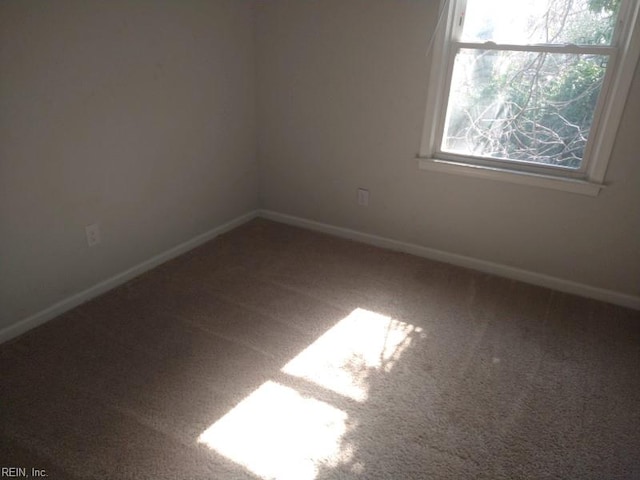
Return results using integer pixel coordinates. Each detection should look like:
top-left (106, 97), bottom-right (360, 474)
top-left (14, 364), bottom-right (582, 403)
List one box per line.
top-left (357, 188), bottom-right (369, 207)
top-left (85, 223), bottom-right (101, 247)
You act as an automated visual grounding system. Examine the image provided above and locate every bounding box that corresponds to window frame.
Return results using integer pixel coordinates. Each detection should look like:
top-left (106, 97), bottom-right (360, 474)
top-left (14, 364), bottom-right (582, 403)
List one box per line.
top-left (418, 0), bottom-right (640, 196)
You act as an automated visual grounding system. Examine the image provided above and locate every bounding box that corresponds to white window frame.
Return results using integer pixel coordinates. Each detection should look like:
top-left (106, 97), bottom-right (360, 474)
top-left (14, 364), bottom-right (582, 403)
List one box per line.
top-left (418, 0), bottom-right (640, 196)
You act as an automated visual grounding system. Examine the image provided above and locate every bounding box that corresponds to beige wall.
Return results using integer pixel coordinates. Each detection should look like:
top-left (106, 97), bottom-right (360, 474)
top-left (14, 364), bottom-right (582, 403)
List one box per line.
top-left (0, 0), bottom-right (258, 328)
top-left (256, 0), bottom-right (640, 298)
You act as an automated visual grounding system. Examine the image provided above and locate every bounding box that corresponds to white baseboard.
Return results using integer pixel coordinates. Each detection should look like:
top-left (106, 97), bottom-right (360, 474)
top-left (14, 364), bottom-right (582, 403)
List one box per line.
top-left (259, 209), bottom-right (640, 311)
top-left (0, 210), bottom-right (259, 345)
top-left (3, 207), bottom-right (637, 345)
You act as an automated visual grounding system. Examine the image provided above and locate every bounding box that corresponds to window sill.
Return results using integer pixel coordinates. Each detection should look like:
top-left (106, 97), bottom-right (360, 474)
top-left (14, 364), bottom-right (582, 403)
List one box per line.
top-left (417, 158), bottom-right (604, 196)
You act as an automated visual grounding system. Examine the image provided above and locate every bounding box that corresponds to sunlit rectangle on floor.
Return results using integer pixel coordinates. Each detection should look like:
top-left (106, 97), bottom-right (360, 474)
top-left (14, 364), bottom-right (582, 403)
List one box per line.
top-left (198, 380), bottom-right (348, 480)
top-left (198, 308), bottom-right (422, 479)
top-left (282, 308), bottom-right (418, 401)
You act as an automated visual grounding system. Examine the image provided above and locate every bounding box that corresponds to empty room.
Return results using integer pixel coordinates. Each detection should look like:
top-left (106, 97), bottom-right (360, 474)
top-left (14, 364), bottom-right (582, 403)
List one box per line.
top-left (1, 0), bottom-right (639, 479)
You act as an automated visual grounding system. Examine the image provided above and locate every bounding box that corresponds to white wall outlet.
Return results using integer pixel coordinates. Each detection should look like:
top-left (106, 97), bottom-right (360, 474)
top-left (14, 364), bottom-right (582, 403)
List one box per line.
top-left (357, 188), bottom-right (369, 206)
top-left (85, 223), bottom-right (101, 247)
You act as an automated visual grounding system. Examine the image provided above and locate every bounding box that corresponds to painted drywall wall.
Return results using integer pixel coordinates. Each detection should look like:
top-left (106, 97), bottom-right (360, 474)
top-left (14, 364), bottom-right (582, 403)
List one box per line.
top-left (256, 0), bottom-right (640, 298)
top-left (0, 0), bottom-right (258, 329)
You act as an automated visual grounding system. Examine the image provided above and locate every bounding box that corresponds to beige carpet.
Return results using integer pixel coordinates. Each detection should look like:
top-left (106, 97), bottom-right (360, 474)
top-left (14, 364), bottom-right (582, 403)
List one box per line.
top-left (1, 218), bottom-right (639, 479)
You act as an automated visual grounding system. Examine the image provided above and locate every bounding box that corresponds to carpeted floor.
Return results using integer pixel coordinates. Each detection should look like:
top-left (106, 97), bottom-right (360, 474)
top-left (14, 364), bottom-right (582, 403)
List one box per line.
top-left (1, 218), bottom-right (639, 479)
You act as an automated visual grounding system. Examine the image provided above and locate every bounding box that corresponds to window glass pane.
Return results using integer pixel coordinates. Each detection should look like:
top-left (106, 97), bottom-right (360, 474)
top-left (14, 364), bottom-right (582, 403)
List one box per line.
top-left (442, 49), bottom-right (608, 168)
top-left (462, 0), bottom-right (621, 46)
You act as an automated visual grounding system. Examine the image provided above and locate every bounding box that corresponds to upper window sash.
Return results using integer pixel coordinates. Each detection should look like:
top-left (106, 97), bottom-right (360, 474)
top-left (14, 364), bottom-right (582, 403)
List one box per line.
top-left (459, 0), bottom-right (622, 46)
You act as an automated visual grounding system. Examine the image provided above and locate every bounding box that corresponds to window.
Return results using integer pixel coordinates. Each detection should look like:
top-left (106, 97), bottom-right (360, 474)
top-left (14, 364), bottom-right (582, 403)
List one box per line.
top-left (419, 0), bottom-right (640, 195)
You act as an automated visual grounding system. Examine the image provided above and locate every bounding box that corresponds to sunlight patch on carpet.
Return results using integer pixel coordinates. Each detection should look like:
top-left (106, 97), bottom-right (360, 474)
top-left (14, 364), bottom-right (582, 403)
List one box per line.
top-left (282, 307), bottom-right (420, 402)
top-left (198, 308), bottom-right (423, 479)
top-left (198, 380), bottom-right (349, 480)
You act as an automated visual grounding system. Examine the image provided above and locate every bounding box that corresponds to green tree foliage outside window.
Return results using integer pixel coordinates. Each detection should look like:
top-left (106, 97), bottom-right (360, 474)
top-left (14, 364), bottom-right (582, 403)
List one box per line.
top-left (443, 0), bottom-right (622, 168)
